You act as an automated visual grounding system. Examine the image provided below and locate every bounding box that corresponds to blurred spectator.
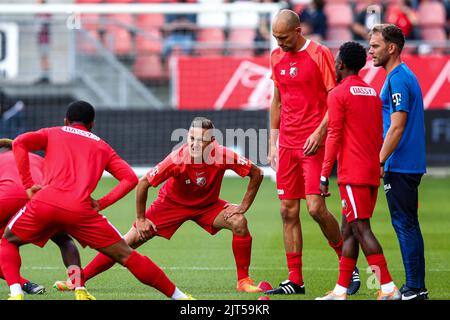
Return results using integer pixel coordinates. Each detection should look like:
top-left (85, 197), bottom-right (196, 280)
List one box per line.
top-left (386, 0), bottom-right (420, 40)
top-left (161, 1), bottom-right (197, 61)
top-left (352, 0), bottom-right (384, 40)
top-left (36, 0), bottom-right (51, 84)
top-left (298, 0), bottom-right (327, 41)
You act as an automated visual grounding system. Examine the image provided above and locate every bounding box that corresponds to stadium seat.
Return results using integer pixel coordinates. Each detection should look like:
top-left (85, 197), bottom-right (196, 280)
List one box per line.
top-left (133, 54), bottom-right (166, 80)
top-left (78, 13), bottom-right (101, 54)
top-left (196, 28), bottom-right (225, 56)
top-left (135, 30), bottom-right (162, 54)
top-left (324, 2), bottom-right (353, 41)
top-left (75, 0), bottom-right (103, 3)
top-left (326, 28), bottom-right (353, 42)
top-left (104, 13), bottom-right (134, 55)
top-left (418, 1), bottom-right (446, 27)
top-left (417, 1), bottom-right (446, 52)
top-left (228, 28), bottom-right (256, 57)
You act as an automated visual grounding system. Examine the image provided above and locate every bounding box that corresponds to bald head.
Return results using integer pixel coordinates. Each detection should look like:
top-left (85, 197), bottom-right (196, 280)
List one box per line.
top-left (272, 9), bottom-right (304, 53)
top-left (273, 9), bottom-right (300, 33)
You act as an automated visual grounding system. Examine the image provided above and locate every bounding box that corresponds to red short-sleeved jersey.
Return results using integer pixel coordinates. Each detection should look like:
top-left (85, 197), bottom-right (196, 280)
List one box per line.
top-left (322, 75), bottom-right (383, 186)
top-left (271, 40), bottom-right (336, 148)
top-left (146, 142), bottom-right (252, 207)
top-left (13, 125), bottom-right (137, 212)
top-left (0, 151), bottom-right (43, 199)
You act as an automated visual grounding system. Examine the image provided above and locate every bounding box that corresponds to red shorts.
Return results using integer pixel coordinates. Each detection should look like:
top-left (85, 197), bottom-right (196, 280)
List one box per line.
top-left (0, 197), bottom-right (28, 237)
top-left (276, 147), bottom-right (324, 200)
top-left (338, 185), bottom-right (378, 223)
top-left (138, 198), bottom-right (227, 240)
top-left (7, 200), bottom-right (123, 249)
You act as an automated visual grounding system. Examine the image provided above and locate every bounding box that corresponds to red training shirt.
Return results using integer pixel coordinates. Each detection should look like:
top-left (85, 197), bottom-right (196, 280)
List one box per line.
top-left (13, 124), bottom-right (138, 212)
top-left (322, 75), bottom-right (383, 186)
top-left (271, 39), bottom-right (336, 148)
top-left (0, 151), bottom-right (44, 200)
top-left (146, 142), bottom-right (252, 207)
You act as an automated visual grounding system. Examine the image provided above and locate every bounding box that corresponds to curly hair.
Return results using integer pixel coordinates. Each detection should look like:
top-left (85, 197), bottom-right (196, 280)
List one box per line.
top-left (338, 41), bottom-right (367, 72)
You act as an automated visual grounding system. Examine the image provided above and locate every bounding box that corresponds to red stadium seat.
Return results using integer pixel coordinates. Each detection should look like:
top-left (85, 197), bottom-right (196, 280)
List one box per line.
top-left (75, 0), bottom-right (103, 3)
top-left (324, 3), bottom-right (353, 27)
top-left (104, 14), bottom-right (134, 55)
top-left (418, 1), bottom-right (446, 27)
top-left (78, 13), bottom-right (101, 54)
top-left (228, 28), bottom-right (256, 57)
top-left (418, 0), bottom-right (446, 51)
top-left (196, 28), bottom-right (225, 56)
top-left (136, 30), bottom-right (162, 54)
top-left (326, 28), bottom-right (353, 41)
top-left (133, 54), bottom-right (166, 80)
top-left (136, 14), bottom-right (164, 54)
top-left (136, 13), bottom-right (165, 29)
top-left (324, 2), bottom-right (352, 41)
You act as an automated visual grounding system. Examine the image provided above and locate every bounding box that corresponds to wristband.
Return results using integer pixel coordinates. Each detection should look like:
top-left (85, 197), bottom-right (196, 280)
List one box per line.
top-left (320, 176), bottom-right (329, 186)
top-left (380, 162), bottom-right (385, 167)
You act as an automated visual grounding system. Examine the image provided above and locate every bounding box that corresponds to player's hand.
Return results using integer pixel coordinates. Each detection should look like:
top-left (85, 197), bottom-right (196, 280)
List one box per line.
top-left (223, 203), bottom-right (245, 220)
top-left (26, 185), bottom-right (42, 199)
top-left (267, 145), bottom-right (278, 172)
top-left (303, 131), bottom-right (323, 156)
top-left (320, 176), bottom-right (330, 197)
top-left (380, 166), bottom-right (385, 179)
top-left (91, 198), bottom-right (101, 211)
top-left (136, 218), bottom-right (156, 241)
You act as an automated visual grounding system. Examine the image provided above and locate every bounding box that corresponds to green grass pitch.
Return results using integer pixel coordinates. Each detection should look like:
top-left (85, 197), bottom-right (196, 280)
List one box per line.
top-left (2, 176), bottom-right (449, 300)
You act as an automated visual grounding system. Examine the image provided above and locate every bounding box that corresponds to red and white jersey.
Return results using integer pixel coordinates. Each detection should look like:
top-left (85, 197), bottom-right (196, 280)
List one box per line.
top-left (0, 151), bottom-right (44, 199)
top-left (13, 125), bottom-right (137, 212)
top-left (271, 40), bottom-right (336, 148)
top-left (146, 142), bottom-right (252, 207)
top-left (322, 75), bottom-right (383, 186)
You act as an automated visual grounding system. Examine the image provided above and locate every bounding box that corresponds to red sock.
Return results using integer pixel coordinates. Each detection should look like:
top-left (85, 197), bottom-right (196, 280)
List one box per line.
top-left (232, 234), bottom-right (252, 281)
top-left (286, 252), bottom-right (303, 286)
top-left (0, 271), bottom-right (28, 287)
top-left (337, 256), bottom-right (357, 288)
top-left (124, 250), bottom-right (176, 297)
top-left (329, 239), bottom-right (343, 259)
top-left (0, 237), bottom-right (22, 286)
top-left (366, 253), bottom-right (393, 285)
top-left (83, 252), bottom-right (116, 282)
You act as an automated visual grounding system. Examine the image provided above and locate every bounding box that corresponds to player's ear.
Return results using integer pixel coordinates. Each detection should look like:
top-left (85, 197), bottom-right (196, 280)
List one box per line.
top-left (64, 118), bottom-right (69, 126)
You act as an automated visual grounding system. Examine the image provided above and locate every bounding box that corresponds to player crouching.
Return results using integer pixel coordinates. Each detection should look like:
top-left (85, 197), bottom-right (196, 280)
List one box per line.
top-left (55, 117), bottom-right (265, 294)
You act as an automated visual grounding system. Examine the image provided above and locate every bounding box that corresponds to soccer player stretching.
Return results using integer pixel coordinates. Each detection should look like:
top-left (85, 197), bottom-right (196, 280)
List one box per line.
top-left (266, 9), bottom-right (359, 295)
top-left (55, 117), bottom-right (265, 293)
top-left (316, 41), bottom-right (400, 300)
top-left (1, 101), bottom-right (193, 300)
top-left (0, 138), bottom-right (80, 295)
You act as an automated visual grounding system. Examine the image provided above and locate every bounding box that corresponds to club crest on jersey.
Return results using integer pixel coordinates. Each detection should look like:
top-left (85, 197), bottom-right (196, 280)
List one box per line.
top-left (289, 67), bottom-right (298, 78)
top-left (196, 177), bottom-right (206, 187)
top-left (342, 199), bottom-right (347, 210)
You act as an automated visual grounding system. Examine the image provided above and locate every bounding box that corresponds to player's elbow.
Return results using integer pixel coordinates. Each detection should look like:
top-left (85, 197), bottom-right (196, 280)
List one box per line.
top-left (250, 165), bottom-right (264, 183)
top-left (127, 174), bottom-right (139, 189)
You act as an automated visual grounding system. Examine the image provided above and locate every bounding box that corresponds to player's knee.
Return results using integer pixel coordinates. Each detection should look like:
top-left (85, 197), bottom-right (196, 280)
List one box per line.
top-left (2, 228), bottom-right (20, 245)
top-left (229, 214), bottom-right (248, 235)
top-left (307, 205), bottom-right (327, 222)
top-left (280, 204), bottom-right (299, 225)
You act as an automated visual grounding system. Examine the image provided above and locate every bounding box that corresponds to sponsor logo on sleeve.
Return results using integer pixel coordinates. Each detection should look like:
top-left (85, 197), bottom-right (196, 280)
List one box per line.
top-left (391, 93), bottom-right (402, 106)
